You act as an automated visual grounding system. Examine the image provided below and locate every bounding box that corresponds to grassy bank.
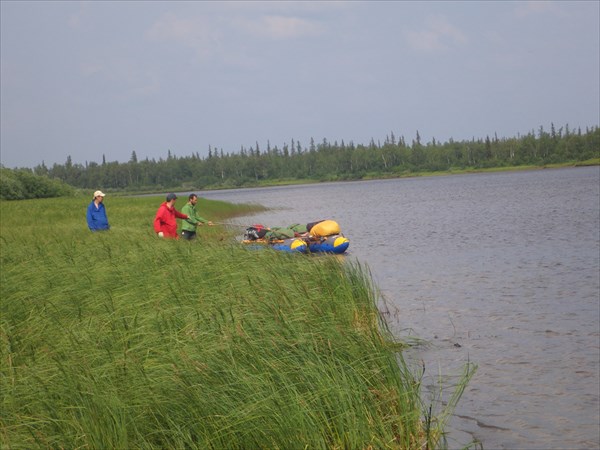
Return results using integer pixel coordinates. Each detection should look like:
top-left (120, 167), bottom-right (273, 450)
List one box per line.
top-left (190, 159), bottom-right (600, 191)
top-left (0, 196), bottom-right (475, 449)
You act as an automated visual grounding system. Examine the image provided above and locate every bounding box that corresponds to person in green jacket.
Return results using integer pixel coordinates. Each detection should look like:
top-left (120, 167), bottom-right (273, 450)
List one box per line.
top-left (180, 193), bottom-right (213, 240)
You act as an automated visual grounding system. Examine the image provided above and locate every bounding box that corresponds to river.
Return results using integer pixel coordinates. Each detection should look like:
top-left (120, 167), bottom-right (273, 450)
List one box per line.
top-left (195, 166), bottom-right (599, 449)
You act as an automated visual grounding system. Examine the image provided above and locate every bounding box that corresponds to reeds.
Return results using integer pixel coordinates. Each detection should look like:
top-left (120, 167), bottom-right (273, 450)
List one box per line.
top-left (1, 196), bottom-right (475, 449)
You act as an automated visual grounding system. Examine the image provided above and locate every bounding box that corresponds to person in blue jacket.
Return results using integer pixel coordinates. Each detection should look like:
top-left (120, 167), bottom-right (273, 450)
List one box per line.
top-left (87, 190), bottom-right (110, 231)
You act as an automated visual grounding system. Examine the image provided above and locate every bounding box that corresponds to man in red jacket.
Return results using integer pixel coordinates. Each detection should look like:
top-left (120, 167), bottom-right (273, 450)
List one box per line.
top-left (153, 193), bottom-right (189, 239)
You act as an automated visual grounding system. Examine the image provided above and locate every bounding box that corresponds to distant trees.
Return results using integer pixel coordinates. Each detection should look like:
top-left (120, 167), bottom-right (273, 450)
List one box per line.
top-left (8, 123), bottom-right (600, 196)
top-left (0, 167), bottom-right (75, 200)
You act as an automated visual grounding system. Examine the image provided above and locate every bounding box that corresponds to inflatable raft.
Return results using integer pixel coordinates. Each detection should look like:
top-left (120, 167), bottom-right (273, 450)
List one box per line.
top-left (242, 237), bottom-right (307, 253)
top-left (305, 234), bottom-right (349, 254)
top-left (242, 220), bottom-right (349, 254)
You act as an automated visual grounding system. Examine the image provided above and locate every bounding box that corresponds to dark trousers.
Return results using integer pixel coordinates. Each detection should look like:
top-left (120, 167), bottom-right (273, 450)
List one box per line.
top-left (181, 230), bottom-right (196, 240)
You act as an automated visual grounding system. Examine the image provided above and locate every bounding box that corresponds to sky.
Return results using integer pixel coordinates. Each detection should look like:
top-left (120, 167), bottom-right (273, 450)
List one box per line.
top-left (1, 1), bottom-right (599, 169)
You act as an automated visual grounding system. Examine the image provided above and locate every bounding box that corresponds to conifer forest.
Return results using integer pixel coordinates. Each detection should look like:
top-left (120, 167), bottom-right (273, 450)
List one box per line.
top-left (3, 124), bottom-right (600, 195)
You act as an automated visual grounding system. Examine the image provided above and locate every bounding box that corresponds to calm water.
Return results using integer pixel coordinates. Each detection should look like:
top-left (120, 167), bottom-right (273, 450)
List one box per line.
top-left (197, 167), bottom-right (600, 449)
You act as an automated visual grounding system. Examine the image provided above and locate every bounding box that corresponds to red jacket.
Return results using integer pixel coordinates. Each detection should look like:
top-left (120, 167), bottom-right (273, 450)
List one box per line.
top-left (153, 202), bottom-right (188, 238)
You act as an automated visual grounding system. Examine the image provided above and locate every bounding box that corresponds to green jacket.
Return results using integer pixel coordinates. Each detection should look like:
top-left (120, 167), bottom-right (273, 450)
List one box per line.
top-left (181, 202), bottom-right (208, 232)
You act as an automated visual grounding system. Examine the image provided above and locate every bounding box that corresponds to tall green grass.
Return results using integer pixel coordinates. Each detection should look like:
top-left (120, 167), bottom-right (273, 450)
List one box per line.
top-left (1, 195), bottom-right (475, 449)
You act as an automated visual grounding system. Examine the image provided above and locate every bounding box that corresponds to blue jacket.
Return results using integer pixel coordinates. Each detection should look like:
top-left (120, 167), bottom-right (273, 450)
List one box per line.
top-left (87, 201), bottom-right (110, 231)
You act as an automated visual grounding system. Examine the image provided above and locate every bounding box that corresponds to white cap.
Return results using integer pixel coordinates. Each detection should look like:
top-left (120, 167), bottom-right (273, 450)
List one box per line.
top-left (93, 190), bottom-right (106, 198)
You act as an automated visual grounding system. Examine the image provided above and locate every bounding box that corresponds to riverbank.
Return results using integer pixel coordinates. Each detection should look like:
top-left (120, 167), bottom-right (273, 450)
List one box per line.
top-left (194, 166), bottom-right (600, 448)
top-left (111, 159), bottom-right (600, 196)
top-left (0, 195), bottom-right (476, 449)
top-left (362, 158), bottom-right (600, 180)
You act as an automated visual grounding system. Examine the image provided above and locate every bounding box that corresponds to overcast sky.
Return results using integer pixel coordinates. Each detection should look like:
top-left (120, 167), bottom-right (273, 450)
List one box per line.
top-left (1, 1), bottom-right (598, 169)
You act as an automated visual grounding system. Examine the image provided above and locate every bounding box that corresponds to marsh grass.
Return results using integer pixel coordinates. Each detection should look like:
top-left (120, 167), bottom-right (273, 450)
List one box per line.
top-left (1, 195), bottom-right (475, 449)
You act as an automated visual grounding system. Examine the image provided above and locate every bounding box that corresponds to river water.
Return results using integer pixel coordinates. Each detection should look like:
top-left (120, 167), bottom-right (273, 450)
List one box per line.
top-left (197, 167), bottom-right (599, 449)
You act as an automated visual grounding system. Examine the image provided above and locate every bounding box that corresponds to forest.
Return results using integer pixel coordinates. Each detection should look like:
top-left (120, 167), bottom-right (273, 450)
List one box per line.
top-left (2, 123), bottom-right (599, 198)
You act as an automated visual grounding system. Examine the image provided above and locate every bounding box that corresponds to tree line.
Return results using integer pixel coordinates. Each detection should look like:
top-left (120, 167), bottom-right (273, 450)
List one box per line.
top-left (3, 123), bottom-right (599, 198)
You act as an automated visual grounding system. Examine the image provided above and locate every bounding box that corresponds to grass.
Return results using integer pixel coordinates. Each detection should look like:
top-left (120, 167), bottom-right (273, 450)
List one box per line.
top-left (0, 195), bottom-right (476, 449)
top-left (367, 160), bottom-right (600, 179)
top-left (198, 160), bottom-right (600, 191)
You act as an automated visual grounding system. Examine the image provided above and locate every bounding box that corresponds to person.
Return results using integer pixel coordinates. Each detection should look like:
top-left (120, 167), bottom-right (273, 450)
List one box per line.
top-left (153, 193), bottom-right (189, 239)
top-left (180, 193), bottom-right (214, 240)
top-left (87, 190), bottom-right (110, 231)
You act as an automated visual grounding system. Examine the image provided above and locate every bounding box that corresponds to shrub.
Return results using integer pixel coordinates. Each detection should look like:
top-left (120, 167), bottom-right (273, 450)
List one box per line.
top-left (0, 167), bottom-right (75, 200)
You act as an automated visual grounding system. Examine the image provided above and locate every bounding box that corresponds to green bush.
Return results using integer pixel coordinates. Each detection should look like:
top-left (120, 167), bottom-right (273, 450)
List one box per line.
top-left (0, 168), bottom-right (75, 200)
